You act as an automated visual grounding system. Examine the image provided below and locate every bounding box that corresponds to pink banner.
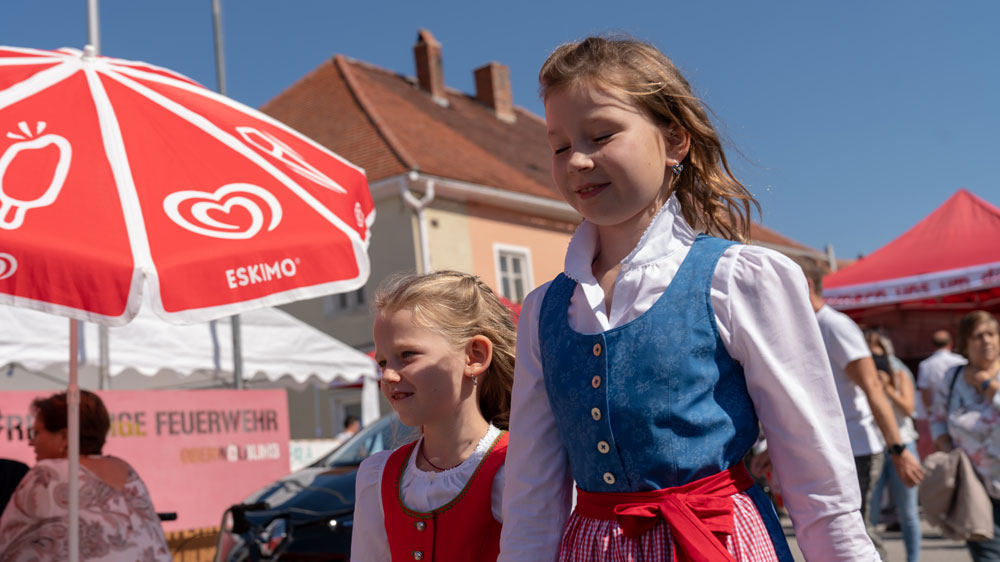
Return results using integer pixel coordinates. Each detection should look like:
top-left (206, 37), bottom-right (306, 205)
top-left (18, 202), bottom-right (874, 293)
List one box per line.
top-left (0, 389), bottom-right (289, 532)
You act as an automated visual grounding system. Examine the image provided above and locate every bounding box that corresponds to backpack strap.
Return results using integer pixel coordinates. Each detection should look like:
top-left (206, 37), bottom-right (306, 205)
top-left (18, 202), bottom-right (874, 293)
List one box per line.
top-left (946, 364), bottom-right (964, 411)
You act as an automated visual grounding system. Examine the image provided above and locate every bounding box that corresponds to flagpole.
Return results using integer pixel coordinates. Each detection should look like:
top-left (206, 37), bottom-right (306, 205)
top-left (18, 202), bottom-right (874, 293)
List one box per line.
top-left (210, 0), bottom-right (244, 389)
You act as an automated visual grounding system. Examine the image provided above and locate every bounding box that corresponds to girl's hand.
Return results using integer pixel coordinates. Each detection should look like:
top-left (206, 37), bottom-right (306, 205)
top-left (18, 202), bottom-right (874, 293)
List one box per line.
top-left (877, 370), bottom-right (891, 388)
top-left (749, 449), bottom-right (772, 479)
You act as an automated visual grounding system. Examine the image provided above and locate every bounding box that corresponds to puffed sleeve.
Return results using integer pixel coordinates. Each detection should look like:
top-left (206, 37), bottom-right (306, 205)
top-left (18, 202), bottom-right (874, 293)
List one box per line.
top-left (714, 245), bottom-right (879, 561)
top-left (499, 282), bottom-right (574, 562)
top-left (350, 451), bottom-right (391, 562)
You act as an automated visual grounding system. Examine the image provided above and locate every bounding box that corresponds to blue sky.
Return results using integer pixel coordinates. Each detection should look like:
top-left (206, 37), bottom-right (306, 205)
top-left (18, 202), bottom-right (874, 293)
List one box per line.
top-left (3, 0), bottom-right (997, 260)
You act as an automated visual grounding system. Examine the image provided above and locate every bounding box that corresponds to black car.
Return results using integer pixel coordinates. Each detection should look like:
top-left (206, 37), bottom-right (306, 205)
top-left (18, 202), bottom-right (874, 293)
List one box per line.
top-left (214, 414), bottom-right (417, 561)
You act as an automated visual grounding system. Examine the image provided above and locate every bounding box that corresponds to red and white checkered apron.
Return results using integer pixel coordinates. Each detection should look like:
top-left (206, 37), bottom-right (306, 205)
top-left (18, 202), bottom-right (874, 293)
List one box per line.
top-left (558, 466), bottom-right (779, 562)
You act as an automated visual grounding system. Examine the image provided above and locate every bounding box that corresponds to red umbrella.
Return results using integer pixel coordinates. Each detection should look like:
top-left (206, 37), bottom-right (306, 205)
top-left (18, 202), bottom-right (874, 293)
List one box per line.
top-left (0, 45), bottom-right (373, 322)
top-left (0, 45), bottom-right (373, 557)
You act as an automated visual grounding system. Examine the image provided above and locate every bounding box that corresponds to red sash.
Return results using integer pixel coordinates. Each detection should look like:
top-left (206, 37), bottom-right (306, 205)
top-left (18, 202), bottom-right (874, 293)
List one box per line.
top-left (575, 465), bottom-right (755, 562)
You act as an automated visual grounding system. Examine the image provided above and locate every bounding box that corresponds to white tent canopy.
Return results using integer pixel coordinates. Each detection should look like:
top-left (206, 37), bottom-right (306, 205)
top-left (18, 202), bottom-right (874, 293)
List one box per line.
top-left (1, 303), bottom-right (380, 423)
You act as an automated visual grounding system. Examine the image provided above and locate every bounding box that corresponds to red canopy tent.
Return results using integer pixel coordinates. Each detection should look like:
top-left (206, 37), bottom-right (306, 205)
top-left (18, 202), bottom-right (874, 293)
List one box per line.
top-left (823, 189), bottom-right (1000, 358)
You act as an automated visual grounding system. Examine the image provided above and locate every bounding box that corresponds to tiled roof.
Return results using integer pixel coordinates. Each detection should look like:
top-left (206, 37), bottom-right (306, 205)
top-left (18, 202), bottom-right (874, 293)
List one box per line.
top-left (261, 53), bottom-right (821, 255)
top-left (261, 55), bottom-right (558, 201)
top-left (750, 222), bottom-right (818, 253)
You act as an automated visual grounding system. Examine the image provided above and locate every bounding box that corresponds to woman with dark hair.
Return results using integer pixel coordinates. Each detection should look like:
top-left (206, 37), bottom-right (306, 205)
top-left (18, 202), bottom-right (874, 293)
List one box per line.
top-left (865, 330), bottom-right (921, 562)
top-left (0, 390), bottom-right (170, 561)
top-left (931, 310), bottom-right (1000, 561)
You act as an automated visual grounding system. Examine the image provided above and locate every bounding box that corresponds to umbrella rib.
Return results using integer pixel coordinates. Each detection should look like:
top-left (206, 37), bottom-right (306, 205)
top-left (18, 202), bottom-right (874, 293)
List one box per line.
top-left (0, 56), bottom-right (65, 66)
top-left (102, 67), bottom-right (364, 245)
top-left (82, 66), bottom-right (157, 304)
top-left (110, 64), bottom-right (366, 175)
top-left (1, 45), bottom-right (76, 57)
top-left (0, 60), bottom-right (78, 112)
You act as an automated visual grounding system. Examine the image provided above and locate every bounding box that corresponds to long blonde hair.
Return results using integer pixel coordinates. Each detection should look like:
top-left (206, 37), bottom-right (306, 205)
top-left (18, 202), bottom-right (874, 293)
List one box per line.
top-left (374, 271), bottom-right (516, 429)
top-left (539, 35), bottom-right (759, 242)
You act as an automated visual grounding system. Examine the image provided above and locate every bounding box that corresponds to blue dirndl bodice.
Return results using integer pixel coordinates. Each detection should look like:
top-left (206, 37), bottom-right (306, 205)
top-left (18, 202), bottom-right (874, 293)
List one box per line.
top-left (538, 234), bottom-right (758, 492)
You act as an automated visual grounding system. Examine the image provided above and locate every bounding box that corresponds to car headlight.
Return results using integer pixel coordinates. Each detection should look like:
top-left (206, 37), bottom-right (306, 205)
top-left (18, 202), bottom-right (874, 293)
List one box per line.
top-left (258, 518), bottom-right (289, 558)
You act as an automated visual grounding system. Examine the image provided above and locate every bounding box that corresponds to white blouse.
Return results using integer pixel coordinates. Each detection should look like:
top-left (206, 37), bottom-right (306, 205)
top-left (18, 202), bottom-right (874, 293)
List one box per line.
top-left (498, 196), bottom-right (878, 562)
top-left (351, 424), bottom-right (505, 562)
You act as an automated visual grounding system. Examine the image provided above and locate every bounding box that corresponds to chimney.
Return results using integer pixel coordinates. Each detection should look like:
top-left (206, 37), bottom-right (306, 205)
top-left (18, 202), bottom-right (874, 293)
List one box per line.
top-left (474, 62), bottom-right (515, 123)
top-left (413, 29), bottom-right (446, 104)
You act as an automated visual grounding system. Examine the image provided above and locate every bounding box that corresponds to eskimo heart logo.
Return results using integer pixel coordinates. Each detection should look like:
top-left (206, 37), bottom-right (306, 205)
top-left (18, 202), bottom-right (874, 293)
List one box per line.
top-left (163, 183), bottom-right (282, 239)
top-left (0, 252), bottom-right (17, 280)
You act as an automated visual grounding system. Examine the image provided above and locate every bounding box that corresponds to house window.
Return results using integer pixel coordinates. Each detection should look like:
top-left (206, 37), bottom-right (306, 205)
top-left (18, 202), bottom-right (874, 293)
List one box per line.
top-left (324, 287), bottom-right (366, 317)
top-left (494, 244), bottom-right (533, 303)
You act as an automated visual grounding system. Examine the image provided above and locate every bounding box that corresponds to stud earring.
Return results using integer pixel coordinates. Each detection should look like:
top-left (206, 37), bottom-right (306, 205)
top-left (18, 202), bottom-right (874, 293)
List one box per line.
top-left (671, 163), bottom-right (684, 176)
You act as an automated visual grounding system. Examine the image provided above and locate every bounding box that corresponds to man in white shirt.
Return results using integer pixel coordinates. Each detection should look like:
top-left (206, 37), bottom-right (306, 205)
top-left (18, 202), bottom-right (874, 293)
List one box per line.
top-left (916, 330), bottom-right (967, 414)
top-left (795, 258), bottom-right (925, 561)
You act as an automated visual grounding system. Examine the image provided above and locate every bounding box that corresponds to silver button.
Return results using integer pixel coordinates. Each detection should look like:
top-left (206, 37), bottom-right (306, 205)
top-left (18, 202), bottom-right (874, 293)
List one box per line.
top-left (591, 375), bottom-right (601, 389)
top-left (593, 342), bottom-right (602, 356)
top-left (591, 407), bottom-right (601, 421)
top-left (597, 440), bottom-right (610, 454)
top-left (603, 472), bottom-right (616, 485)
top-left (415, 521), bottom-right (426, 531)
top-left (413, 551), bottom-right (424, 561)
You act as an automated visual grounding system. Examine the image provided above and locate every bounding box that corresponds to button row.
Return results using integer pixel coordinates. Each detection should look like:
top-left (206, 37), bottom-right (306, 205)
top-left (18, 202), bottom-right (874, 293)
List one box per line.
top-left (592, 341), bottom-right (613, 486)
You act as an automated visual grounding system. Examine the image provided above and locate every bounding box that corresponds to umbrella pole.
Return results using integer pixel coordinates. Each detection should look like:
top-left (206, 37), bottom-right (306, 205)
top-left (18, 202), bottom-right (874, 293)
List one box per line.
top-left (68, 319), bottom-right (81, 562)
top-left (232, 315), bottom-right (243, 389)
top-left (77, 0), bottom-right (98, 550)
top-left (211, 0), bottom-right (244, 390)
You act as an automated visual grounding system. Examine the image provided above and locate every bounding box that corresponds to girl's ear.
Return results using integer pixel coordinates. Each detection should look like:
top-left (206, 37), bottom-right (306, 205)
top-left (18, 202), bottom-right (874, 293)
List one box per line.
top-left (663, 121), bottom-right (690, 165)
top-left (464, 335), bottom-right (493, 378)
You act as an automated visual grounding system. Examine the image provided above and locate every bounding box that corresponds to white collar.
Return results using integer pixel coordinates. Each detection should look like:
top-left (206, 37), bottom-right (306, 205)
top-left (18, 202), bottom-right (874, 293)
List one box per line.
top-left (563, 194), bottom-right (699, 283)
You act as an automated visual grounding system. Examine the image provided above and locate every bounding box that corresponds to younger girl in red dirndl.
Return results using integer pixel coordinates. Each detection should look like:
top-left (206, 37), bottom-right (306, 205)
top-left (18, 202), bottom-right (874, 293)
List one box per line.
top-left (351, 271), bottom-right (516, 562)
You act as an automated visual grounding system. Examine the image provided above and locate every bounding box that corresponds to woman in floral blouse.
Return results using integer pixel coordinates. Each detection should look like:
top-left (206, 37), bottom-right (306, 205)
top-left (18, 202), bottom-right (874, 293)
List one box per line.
top-left (0, 390), bottom-right (170, 561)
top-left (930, 310), bottom-right (1000, 562)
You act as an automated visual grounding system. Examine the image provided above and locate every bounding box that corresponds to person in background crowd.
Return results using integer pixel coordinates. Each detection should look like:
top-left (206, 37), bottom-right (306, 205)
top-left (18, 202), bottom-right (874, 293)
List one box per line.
top-left (336, 415), bottom-right (361, 443)
top-left (0, 408), bottom-right (29, 517)
top-left (930, 310), bottom-right (1000, 562)
top-left (501, 34), bottom-right (884, 562)
top-left (795, 257), bottom-right (925, 561)
top-left (866, 330), bottom-right (922, 562)
top-left (917, 330), bottom-right (967, 424)
top-left (351, 271), bottom-right (516, 562)
top-left (0, 390), bottom-right (171, 561)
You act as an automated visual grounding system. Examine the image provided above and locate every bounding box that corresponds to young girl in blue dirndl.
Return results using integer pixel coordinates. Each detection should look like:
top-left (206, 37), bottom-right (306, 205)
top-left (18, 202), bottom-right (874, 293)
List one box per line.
top-left (498, 37), bottom-right (881, 562)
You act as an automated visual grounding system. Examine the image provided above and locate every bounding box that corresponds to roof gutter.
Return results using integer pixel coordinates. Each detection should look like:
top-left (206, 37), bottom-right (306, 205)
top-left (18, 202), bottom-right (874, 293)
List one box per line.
top-left (400, 171), bottom-right (435, 274)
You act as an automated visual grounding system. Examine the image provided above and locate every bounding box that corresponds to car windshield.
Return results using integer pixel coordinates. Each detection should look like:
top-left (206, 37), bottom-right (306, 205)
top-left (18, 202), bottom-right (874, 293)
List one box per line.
top-left (315, 414), bottom-right (418, 468)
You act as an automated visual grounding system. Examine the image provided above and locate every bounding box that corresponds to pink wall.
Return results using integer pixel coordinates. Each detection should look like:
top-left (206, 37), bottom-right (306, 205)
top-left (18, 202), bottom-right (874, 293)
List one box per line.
top-left (0, 389), bottom-right (289, 532)
top-left (465, 202), bottom-right (576, 299)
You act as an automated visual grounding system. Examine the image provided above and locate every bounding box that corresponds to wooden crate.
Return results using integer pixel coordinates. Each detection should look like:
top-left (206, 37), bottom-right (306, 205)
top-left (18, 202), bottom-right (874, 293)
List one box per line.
top-left (166, 527), bottom-right (218, 562)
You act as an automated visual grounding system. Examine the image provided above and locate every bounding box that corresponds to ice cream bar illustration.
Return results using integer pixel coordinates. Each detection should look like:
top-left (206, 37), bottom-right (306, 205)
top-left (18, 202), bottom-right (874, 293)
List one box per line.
top-left (0, 121), bottom-right (72, 230)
